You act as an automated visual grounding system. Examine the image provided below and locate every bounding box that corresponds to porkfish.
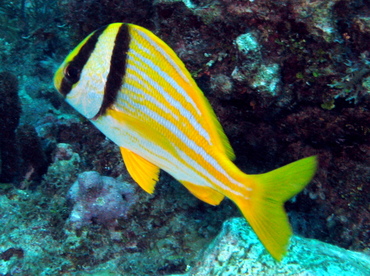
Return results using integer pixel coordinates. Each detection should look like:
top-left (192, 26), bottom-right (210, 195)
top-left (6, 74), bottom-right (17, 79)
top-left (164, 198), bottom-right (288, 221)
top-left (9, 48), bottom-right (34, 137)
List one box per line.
top-left (54, 23), bottom-right (317, 260)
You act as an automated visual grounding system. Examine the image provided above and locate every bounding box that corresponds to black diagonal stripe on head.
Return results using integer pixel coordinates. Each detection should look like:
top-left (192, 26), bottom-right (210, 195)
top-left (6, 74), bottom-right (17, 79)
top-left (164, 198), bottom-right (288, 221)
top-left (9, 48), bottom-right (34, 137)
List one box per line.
top-left (60, 25), bottom-right (107, 96)
top-left (94, 23), bottom-right (130, 118)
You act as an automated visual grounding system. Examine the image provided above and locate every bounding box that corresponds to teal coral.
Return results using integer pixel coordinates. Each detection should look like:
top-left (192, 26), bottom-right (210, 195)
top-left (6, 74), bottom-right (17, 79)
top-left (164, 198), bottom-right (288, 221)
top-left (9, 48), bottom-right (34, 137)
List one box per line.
top-left (232, 32), bottom-right (281, 97)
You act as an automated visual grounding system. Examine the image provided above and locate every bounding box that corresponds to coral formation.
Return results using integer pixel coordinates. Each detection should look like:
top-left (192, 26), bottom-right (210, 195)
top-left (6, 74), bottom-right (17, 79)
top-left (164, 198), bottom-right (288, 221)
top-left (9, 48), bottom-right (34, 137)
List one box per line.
top-left (231, 31), bottom-right (282, 97)
top-left (328, 52), bottom-right (370, 103)
top-left (0, 190), bottom-right (69, 275)
top-left (66, 171), bottom-right (138, 229)
top-left (42, 142), bottom-right (81, 194)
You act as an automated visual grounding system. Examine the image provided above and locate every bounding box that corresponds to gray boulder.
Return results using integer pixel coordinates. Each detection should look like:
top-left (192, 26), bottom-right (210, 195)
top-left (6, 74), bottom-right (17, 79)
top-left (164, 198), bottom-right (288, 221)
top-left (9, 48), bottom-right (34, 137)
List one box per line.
top-left (174, 218), bottom-right (370, 276)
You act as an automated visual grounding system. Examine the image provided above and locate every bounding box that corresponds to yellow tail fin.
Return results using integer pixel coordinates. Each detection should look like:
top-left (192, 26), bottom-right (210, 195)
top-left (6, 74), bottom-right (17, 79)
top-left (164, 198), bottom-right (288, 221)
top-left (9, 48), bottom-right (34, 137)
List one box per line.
top-left (234, 156), bottom-right (317, 261)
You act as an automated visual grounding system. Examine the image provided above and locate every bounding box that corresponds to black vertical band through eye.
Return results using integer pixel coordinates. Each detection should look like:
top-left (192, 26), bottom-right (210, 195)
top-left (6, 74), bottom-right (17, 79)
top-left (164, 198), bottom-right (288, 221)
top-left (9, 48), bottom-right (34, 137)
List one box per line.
top-left (64, 62), bottom-right (81, 84)
top-left (59, 25), bottom-right (108, 96)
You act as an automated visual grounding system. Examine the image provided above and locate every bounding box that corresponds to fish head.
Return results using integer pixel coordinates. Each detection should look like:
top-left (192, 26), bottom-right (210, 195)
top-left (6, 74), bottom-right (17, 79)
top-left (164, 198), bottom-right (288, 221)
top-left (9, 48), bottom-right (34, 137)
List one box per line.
top-left (53, 26), bottom-right (118, 119)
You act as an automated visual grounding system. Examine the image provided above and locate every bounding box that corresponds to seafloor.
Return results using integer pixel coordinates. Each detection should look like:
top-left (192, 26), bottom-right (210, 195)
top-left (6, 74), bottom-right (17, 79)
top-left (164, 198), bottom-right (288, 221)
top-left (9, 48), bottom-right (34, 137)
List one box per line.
top-left (0, 0), bottom-right (369, 275)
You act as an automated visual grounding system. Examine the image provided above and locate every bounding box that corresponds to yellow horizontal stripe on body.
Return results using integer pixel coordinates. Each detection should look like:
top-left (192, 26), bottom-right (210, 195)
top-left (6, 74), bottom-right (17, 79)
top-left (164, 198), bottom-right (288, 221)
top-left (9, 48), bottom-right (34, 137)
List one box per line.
top-left (115, 74), bottom-right (223, 187)
top-left (115, 64), bottom-right (252, 197)
top-left (114, 89), bottom-right (250, 198)
top-left (119, 60), bottom-right (211, 146)
top-left (124, 48), bottom-right (206, 135)
top-left (128, 25), bottom-right (235, 161)
top-left (97, 107), bottom-right (187, 176)
top-left (106, 104), bottom-right (207, 185)
top-left (115, 92), bottom-right (251, 199)
top-left (113, 95), bottom-right (207, 178)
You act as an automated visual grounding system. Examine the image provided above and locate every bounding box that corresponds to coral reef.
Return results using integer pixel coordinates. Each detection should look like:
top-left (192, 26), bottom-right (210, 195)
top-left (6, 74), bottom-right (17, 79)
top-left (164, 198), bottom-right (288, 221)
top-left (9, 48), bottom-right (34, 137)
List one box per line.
top-left (0, 0), bottom-right (369, 274)
top-left (232, 31), bottom-right (281, 96)
top-left (0, 174), bottom-right (235, 275)
top-left (328, 52), bottom-right (370, 103)
top-left (0, 0), bottom-right (61, 40)
top-left (179, 218), bottom-right (370, 276)
top-left (0, 190), bottom-right (70, 275)
top-left (39, 141), bottom-right (81, 219)
top-left (61, 0), bottom-right (154, 38)
top-left (66, 171), bottom-right (138, 229)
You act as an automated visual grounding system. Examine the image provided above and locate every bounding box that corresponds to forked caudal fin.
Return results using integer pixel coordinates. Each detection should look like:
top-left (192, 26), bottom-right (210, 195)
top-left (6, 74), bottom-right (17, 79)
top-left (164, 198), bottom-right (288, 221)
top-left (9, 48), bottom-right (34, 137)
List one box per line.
top-left (233, 156), bottom-right (317, 261)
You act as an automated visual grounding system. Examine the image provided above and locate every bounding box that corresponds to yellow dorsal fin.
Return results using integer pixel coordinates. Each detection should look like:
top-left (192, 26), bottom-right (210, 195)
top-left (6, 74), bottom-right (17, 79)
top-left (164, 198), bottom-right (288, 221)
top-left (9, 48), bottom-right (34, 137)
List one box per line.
top-left (181, 181), bottom-right (225, 206)
top-left (120, 147), bottom-right (160, 194)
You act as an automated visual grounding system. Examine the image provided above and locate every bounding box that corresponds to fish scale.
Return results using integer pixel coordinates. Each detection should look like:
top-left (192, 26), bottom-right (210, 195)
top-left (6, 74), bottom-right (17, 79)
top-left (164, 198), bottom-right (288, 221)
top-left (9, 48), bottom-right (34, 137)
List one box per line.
top-left (125, 42), bottom-right (210, 142)
top-left (54, 22), bottom-right (317, 260)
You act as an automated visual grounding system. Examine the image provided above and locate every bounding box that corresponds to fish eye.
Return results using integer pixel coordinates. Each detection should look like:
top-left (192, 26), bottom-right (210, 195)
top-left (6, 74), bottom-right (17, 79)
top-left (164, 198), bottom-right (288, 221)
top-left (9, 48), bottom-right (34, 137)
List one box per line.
top-left (64, 62), bottom-right (81, 84)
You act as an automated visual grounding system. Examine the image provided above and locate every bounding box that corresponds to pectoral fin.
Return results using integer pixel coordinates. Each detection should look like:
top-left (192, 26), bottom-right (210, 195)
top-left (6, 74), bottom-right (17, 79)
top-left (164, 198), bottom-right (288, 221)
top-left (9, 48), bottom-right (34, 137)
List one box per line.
top-left (181, 181), bottom-right (225, 205)
top-left (120, 147), bottom-right (160, 194)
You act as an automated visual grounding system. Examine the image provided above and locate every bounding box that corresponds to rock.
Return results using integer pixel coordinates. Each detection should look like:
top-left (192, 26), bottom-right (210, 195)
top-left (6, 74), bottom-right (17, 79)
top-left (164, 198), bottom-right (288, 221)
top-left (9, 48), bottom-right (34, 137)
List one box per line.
top-left (175, 218), bottom-right (370, 276)
top-left (66, 171), bottom-right (138, 229)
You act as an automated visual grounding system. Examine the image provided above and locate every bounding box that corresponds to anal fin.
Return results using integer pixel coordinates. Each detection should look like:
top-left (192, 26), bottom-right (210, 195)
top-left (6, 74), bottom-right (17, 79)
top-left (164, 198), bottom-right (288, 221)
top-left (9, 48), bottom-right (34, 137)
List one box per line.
top-left (181, 181), bottom-right (224, 206)
top-left (120, 147), bottom-right (160, 194)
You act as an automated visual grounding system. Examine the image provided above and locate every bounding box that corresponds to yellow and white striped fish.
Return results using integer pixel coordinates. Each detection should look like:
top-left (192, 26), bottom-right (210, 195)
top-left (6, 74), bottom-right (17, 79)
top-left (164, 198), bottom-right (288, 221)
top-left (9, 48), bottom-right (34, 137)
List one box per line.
top-left (54, 23), bottom-right (317, 260)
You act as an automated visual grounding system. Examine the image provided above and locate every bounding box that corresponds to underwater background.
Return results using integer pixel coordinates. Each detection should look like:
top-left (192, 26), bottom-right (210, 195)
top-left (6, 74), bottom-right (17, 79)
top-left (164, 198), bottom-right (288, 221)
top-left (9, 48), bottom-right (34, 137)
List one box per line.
top-left (0, 0), bottom-right (369, 275)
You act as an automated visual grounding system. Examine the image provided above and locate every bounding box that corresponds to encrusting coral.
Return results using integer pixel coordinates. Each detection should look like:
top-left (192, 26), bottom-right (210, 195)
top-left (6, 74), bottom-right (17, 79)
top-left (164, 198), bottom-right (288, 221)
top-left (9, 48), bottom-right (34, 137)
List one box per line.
top-left (66, 171), bottom-right (138, 229)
